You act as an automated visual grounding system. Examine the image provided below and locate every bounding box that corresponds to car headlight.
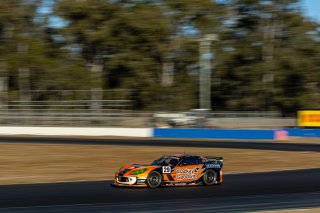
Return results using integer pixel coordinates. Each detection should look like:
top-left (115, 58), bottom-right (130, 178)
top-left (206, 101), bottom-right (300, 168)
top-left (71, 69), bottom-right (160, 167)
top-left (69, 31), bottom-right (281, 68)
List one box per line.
top-left (130, 168), bottom-right (148, 175)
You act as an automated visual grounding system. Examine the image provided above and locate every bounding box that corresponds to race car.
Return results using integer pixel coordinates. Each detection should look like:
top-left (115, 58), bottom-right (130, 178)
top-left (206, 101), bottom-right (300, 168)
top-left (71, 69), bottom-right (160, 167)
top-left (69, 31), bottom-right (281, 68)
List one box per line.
top-left (113, 154), bottom-right (223, 188)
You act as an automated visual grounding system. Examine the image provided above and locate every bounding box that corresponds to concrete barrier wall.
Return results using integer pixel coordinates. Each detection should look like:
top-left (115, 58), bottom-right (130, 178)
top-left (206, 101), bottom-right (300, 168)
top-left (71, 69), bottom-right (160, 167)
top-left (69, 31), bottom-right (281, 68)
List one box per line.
top-left (0, 127), bottom-right (152, 137)
top-left (153, 128), bottom-right (286, 140)
top-left (284, 128), bottom-right (320, 137)
top-left (1, 126), bottom-right (318, 139)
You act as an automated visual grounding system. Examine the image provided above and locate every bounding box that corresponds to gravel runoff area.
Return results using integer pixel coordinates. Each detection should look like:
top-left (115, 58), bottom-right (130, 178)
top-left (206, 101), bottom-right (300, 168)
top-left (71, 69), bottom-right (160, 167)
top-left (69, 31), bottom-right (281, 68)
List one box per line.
top-left (0, 141), bottom-right (319, 185)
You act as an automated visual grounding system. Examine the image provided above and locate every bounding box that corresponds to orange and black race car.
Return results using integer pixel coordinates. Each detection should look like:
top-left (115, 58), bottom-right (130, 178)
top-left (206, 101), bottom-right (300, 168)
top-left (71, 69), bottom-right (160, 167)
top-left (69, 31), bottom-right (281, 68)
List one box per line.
top-left (113, 154), bottom-right (223, 188)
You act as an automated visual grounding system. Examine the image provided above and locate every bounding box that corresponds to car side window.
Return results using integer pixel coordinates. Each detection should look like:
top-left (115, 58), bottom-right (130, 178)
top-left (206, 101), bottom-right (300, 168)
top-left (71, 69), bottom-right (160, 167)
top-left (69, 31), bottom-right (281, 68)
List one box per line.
top-left (179, 157), bottom-right (191, 165)
top-left (179, 156), bottom-right (202, 165)
top-left (193, 156), bottom-right (202, 165)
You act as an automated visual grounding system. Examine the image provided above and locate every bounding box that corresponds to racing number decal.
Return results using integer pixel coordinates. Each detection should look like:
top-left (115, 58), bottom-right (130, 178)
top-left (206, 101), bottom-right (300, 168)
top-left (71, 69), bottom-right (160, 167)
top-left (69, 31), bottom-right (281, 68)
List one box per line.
top-left (162, 166), bottom-right (171, 174)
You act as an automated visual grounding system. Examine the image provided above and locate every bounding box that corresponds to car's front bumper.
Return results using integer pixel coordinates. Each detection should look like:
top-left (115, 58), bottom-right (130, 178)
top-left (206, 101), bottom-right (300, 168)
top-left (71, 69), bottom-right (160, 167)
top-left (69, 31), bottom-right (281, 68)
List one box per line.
top-left (113, 176), bottom-right (147, 187)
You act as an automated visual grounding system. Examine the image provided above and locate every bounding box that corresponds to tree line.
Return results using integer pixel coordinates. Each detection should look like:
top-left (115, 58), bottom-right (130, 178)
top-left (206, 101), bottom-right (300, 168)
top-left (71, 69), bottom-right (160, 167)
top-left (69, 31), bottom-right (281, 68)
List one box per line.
top-left (0, 0), bottom-right (319, 115)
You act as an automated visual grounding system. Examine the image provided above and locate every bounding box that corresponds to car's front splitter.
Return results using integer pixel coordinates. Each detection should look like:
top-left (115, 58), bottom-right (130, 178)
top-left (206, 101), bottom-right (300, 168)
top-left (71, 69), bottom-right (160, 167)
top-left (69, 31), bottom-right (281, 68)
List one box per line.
top-left (111, 182), bottom-right (148, 188)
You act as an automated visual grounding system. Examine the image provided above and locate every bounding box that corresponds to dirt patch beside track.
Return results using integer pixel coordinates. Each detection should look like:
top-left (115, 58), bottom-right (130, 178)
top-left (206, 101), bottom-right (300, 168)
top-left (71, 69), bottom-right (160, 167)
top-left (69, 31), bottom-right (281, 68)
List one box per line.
top-left (0, 142), bottom-right (319, 185)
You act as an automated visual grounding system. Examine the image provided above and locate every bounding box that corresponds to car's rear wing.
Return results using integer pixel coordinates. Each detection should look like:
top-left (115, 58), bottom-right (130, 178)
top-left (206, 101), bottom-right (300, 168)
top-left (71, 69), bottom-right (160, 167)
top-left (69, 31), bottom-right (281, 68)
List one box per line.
top-left (205, 156), bottom-right (223, 162)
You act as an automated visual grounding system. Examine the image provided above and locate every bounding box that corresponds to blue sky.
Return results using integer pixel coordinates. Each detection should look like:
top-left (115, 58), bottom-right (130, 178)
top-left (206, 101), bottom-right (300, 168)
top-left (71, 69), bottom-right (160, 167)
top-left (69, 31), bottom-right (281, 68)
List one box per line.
top-left (301, 0), bottom-right (320, 22)
top-left (39, 0), bottom-right (320, 28)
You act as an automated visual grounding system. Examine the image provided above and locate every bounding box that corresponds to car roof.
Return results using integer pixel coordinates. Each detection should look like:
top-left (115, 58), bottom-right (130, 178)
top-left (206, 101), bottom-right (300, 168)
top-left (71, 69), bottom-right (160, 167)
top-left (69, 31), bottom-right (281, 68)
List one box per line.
top-left (163, 154), bottom-right (195, 158)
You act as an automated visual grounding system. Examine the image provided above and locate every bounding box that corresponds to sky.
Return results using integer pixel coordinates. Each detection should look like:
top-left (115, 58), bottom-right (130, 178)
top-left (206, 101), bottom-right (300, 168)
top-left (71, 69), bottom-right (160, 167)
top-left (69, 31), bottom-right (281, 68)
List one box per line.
top-left (301, 0), bottom-right (320, 22)
top-left (38, 0), bottom-right (320, 28)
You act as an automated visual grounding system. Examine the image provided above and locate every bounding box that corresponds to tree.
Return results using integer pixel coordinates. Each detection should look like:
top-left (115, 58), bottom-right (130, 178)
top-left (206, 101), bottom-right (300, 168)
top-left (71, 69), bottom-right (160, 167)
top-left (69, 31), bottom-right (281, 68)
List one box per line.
top-left (1, 0), bottom-right (318, 113)
top-left (0, 0), bottom-right (90, 106)
top-left (212, 0), bottom-right (320, 114)
top-left (54, 0), bottom-right (226, 110)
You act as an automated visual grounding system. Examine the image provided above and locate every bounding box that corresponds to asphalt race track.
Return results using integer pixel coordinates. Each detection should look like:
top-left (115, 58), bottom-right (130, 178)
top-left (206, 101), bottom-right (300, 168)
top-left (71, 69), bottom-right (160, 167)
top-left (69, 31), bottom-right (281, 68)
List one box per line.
top-left (0, 137), bottom-right (319, 212)
top-left (0, 169), bottom-right (320, 212)
top-left (0, 136), bottom-right (319, 152)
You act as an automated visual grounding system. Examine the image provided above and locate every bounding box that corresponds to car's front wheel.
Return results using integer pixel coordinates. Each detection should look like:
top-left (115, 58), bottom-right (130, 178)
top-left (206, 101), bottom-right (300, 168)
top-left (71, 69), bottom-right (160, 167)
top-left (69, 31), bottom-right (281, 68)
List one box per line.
top-left (203, 169), bottom-right (217, 186)
top-left (146, 171), bottom-right (163, 188)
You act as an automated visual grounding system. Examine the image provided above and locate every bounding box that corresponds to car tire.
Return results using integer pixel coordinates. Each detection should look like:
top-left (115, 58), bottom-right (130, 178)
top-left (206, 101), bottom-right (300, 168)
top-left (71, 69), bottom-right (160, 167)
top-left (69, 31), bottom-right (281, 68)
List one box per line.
top-left (146, 171), bottom-right (163, 188)
top-left (203, 169), bottom-right (217, 186)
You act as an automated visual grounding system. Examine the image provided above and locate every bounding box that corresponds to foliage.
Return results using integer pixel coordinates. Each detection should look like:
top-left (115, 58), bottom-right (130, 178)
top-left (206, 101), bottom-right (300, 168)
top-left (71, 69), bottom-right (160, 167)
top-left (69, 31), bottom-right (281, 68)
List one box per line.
top-left (0, 0), bottom-right (319, 114)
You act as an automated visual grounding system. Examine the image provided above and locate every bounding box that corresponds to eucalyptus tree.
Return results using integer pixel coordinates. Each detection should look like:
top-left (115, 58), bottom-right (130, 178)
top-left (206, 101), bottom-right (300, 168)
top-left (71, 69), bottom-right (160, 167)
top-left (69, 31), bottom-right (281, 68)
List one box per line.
top-left (54, 0), bottom-right (224, 110)
top-left (0, 0), bottom-right (41, 104)
top-left (213, 0), bottom-right (320, 114)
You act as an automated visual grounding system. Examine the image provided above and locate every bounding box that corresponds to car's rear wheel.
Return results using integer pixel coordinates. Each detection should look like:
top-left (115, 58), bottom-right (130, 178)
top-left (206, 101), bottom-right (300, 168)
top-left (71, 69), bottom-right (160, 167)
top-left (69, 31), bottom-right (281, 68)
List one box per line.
top-left (146, 171), bottom-right (163, 188)
top-left (203, 169), bottom-right (217, 186)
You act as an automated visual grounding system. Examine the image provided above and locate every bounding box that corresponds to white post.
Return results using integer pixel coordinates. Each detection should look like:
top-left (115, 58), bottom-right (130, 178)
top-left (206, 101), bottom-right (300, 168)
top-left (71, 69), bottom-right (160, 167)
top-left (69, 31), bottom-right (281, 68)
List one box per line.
top-left (199, 34), bottom-right (217, 110)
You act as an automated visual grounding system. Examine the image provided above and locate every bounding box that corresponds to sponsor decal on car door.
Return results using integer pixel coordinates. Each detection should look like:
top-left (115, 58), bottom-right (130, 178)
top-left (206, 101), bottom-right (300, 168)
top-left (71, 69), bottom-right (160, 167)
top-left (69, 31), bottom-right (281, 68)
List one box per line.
top-left (172, 165), bottom-right (202, 182)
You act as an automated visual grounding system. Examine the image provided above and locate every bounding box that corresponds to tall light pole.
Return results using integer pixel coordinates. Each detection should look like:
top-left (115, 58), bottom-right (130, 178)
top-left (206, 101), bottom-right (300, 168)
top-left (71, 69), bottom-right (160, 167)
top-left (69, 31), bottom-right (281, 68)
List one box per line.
top-left (199, 34), bottom-right (217, 110)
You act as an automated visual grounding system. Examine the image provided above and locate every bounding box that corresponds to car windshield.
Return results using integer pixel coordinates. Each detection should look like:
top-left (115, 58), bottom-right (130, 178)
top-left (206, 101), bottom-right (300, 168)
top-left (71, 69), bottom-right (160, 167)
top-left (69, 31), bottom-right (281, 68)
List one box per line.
top-left (151, 156), bottom-right (180, 166)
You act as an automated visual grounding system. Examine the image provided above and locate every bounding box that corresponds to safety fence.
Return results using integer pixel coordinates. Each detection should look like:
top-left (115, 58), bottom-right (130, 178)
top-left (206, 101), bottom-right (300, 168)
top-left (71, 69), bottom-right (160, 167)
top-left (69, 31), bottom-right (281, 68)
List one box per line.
top-left (0, 109), bottom-right (295, 128)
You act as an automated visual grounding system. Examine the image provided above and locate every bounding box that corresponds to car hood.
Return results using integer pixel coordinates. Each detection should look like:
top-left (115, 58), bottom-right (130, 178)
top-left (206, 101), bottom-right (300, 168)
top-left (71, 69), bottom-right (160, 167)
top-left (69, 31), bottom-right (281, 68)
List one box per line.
top-left (117, 164), bottom-right (160, 175)
top-left (121, 164), bottom-right (150, 170)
